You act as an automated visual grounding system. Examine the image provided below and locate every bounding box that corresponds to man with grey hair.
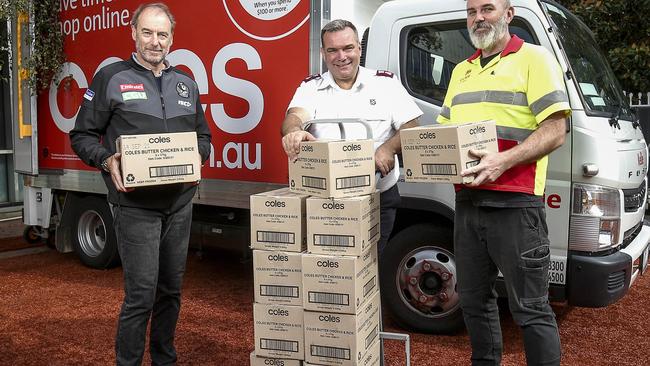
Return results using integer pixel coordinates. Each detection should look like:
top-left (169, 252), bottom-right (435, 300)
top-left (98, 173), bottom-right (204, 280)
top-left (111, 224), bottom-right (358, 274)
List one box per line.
top-left (438, 0), bottom-right (569, 364)
top-left (70, 3), bottom-right (211, 365)
top-left (281, 19), bottom-right (422, 256)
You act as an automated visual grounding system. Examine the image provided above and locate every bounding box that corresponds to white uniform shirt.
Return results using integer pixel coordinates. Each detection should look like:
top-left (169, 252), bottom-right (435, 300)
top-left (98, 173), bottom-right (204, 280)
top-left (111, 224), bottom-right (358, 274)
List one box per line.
top-left (288, 66), bottom-right (423, 192)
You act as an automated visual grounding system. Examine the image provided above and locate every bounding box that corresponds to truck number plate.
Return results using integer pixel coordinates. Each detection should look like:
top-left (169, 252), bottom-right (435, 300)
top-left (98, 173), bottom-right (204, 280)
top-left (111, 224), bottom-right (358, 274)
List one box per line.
top-left (548, 256), bottom-right (566, 285)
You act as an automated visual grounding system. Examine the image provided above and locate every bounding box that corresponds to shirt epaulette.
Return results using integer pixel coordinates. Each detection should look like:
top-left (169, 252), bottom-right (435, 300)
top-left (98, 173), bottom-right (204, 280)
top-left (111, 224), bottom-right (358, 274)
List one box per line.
top-left (375, 70), bottom-right (394, 78)
top-left (303, 74), bottom-right (322, 83)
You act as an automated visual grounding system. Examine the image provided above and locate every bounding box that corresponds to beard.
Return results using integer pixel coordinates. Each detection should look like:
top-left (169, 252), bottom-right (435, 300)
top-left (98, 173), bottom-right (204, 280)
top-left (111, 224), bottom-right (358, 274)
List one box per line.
top-left (140, 48), bottom-right (166, 66)
top-left (135, 40), bottom-right (168, 67)
top-left (469, 11), bottom-right (509, 50)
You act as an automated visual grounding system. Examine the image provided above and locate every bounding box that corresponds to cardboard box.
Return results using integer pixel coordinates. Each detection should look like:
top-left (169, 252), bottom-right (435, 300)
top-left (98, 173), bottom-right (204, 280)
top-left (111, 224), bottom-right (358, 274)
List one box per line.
top-left (249, 351), bottom-right (302, 366)
top-left (251, 188), bottom-right (309, 252)
top-left (254, 303), bottom-right (304, 360)
top-left (304, 339), bottom-right (380, 366)
top-left (288, 139), bottom-right (375, 198)
top-left (253, 250), bottom-right (303, 306)
top-left (303, 292), bottom-right (381, 366)
top-left (306, 192), bottom-right (380, 256)
top-left (302, 246), bottom-right (378, 314)
top-left (116, 131), bottom-right (201, 187)
top-left (400, 120), bottom-right (498, 184)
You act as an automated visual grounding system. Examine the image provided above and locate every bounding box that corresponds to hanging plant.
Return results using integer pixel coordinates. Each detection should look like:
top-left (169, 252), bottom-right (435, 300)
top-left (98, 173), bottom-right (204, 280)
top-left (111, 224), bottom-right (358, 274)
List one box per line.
top-left (0, 0), bottom-right (65, 93)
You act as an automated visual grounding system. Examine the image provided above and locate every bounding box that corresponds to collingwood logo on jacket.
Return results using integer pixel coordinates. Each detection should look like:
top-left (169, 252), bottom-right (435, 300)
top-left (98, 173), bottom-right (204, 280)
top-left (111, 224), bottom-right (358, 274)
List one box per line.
top-left (176, 82), bottom-right (189, 98)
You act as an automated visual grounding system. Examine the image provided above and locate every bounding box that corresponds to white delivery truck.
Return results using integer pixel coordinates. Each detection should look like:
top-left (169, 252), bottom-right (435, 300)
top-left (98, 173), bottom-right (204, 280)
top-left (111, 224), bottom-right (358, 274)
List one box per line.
top-left (10, 0), bottom-right (650, 334)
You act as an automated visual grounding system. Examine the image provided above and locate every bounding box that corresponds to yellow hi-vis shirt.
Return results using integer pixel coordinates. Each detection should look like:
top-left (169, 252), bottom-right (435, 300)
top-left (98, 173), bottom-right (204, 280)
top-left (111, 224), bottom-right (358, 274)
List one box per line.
top-left (437, 35), bottom-right (571, 196)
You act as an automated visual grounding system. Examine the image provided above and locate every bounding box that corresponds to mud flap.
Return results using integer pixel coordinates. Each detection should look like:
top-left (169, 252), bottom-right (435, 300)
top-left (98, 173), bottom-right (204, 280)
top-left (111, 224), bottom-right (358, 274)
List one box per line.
top-left (23, 186), bottom-right (52, 228)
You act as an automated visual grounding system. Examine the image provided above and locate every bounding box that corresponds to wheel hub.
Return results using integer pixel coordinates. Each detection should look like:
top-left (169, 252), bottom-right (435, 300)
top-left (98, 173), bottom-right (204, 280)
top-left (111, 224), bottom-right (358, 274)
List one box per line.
top-left (77, 210), bottom-right (106, 258)
top-left (398, 247), bottom-right (460, 317)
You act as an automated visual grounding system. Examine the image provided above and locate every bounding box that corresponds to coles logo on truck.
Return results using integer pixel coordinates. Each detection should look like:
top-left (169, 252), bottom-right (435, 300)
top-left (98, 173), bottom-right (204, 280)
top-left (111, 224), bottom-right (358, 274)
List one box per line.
top-left (39, 0), bottom-right (310, 184)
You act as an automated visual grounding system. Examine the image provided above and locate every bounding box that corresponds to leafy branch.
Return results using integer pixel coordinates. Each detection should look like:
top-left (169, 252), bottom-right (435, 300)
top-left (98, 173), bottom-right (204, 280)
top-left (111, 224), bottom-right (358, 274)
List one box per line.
top-left (556, 0), bottom-right (650, 94)
top-left (0, 0), bottom-right (65, 93)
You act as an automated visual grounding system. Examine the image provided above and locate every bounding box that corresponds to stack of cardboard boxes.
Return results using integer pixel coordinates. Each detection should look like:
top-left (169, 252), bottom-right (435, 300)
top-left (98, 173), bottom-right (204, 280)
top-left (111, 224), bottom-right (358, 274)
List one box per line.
top-left (249, 187), bottom-right (309, 366)
top-left (250, 139), bottom-right (382, 366)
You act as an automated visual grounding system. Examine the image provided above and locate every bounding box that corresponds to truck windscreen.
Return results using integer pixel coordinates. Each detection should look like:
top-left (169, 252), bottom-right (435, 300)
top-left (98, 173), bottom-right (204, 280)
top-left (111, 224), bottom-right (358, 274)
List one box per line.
top-left (543, 1), bottom-right (635, 122)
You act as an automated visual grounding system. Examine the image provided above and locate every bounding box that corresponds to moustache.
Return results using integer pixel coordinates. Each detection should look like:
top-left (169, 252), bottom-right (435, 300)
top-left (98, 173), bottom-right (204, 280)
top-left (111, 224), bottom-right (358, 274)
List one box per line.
top-left (472, 22), bottom-right (492, 32)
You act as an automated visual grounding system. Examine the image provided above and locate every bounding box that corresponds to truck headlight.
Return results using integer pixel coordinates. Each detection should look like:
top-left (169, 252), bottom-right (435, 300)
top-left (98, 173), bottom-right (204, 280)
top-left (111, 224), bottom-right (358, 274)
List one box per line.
top-left (569, 183), bottom-right (621, 251)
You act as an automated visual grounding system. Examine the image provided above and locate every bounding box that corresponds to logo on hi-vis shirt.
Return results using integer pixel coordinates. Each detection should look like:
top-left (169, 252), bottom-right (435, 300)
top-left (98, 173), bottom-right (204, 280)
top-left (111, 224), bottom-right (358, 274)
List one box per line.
top-left (120, 83), bottom-right (147, 101)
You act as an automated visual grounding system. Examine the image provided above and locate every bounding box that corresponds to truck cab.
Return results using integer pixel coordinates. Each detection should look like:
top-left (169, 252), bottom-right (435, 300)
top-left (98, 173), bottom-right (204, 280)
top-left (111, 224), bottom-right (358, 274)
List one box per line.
top-left (364, 0), bottom-right (650, 333)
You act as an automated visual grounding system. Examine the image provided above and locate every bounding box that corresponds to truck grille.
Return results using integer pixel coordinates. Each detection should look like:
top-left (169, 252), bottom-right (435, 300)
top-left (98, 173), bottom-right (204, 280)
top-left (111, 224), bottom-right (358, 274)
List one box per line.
top-left (622, 182), bottom-right (646, 212)
top-left (623, 221), bottom-right (643, 248)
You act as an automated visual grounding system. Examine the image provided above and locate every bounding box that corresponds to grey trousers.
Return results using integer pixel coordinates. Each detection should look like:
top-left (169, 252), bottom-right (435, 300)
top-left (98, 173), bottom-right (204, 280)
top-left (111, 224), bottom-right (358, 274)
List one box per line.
top-left (113, 202), bottom-right (192, 366)
top-left (454, 201), bottom-right (561, 366)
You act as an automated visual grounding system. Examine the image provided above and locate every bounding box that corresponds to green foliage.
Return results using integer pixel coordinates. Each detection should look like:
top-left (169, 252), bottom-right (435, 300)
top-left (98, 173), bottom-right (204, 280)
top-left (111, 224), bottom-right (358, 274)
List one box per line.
top-left (0, 0), bottom-right (28, 16)
top-left (0, 0), bottom-right (65, 92)
top-left (555, 0), bottom-right (650, 93)
top-left (29, 0), bottom-right (65, 91)
top-left (0, 0), bottom-right (29, 78)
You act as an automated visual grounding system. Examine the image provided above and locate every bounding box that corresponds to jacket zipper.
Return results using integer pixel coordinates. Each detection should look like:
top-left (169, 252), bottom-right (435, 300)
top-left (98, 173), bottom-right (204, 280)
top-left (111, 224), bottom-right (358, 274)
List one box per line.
top-left (156, 73), bottom-right (169, 132)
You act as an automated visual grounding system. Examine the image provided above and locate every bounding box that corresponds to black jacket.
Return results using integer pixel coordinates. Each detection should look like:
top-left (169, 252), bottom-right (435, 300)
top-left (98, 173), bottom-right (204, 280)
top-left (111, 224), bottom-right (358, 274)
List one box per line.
top-left (70, 56), bottom-right (212, 213)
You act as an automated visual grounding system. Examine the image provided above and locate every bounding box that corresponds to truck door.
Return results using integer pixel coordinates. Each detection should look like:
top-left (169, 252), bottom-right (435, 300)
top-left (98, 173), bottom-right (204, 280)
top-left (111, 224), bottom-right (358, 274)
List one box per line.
top-left (10, 13), bottom-right (38, 175)
top-left (392, 4), bottom-right (572, 282)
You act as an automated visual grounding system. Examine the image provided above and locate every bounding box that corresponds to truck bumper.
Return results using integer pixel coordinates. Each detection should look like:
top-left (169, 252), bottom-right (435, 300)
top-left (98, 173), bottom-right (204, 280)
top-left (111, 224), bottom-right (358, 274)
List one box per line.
top-left (567, 223), bottom-right (650, 307)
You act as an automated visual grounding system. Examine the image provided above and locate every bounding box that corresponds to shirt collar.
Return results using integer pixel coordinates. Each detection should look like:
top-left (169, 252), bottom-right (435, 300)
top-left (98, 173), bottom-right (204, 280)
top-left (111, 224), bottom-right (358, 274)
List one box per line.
top-left (467, 35), bottom-right (525, 62)
top-left (318, 66), bottom-right (369, 91)
top-left (131, 53), bottom-right (171, 76)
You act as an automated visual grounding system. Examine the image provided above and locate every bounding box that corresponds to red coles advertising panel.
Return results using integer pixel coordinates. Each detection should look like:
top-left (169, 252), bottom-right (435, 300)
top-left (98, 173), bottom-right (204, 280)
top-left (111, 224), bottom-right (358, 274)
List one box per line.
top-left (39, 0), bottom-right (310, 183)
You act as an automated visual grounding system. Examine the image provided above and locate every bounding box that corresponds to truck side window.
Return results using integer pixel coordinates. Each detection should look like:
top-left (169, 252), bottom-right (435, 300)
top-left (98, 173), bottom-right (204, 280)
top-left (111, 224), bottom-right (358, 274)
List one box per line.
top-left (401, 20), bottom-right (536, 105)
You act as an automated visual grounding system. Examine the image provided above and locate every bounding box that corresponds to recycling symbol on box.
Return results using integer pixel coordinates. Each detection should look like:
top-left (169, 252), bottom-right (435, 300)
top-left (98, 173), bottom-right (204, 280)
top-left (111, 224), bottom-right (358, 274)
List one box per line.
top-left (406, 169), bottom-right (413, 177)
top-left (126, 174), bottom-right (135, 182)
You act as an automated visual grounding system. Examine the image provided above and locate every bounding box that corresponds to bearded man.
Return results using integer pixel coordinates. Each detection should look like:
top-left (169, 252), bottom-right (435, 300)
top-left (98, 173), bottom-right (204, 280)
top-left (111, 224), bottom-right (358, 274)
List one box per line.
top-left (436, 0), bottom-right (570, 364)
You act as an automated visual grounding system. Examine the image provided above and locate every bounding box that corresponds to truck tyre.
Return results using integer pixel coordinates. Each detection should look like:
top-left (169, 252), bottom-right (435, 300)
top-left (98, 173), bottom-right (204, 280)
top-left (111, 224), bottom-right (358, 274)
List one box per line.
top-left (23, 226), bottom-right (42, 244)
top-left (380, 223), bottom-right (464, 334)
top-left (71, 196), bottom-right (120, 269)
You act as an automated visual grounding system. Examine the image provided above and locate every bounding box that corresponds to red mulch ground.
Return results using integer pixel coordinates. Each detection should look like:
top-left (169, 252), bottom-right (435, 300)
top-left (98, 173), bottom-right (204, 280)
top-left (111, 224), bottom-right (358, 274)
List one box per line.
top-left (0, 236), bottom-right (40, 253)
top-left (1, 236), bottom-right (649, 365)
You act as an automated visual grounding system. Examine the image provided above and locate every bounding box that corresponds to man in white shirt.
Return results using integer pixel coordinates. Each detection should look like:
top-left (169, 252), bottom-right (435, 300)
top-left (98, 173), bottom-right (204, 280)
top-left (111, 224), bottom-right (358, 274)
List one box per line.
top-left (281, 19), bottom-right (422, 254)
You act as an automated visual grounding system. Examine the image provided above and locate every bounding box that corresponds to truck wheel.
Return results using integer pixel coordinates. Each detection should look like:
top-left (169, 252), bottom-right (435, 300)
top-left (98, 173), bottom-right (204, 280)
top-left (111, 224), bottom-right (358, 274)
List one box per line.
top-left (71, 196), bottom-right (120, 269)
top-left (380, 223), bottom-right (464, 334)
top-left (23, 226), bottom-right (42, 244)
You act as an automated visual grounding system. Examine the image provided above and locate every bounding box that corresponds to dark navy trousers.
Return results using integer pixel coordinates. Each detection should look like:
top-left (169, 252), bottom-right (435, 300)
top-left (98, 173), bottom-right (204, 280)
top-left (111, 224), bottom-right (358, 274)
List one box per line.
top-left (378, 184), bottom-right (400, 256)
